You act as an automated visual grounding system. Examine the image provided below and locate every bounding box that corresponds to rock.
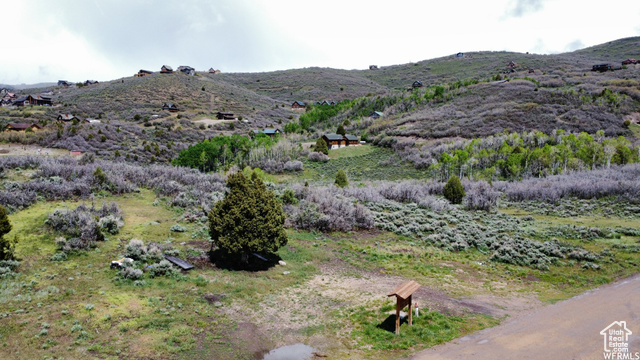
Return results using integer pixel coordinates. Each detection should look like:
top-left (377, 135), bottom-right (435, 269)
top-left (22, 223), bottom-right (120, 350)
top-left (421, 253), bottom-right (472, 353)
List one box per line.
top-left (278, 260), bottom-right (287, 266)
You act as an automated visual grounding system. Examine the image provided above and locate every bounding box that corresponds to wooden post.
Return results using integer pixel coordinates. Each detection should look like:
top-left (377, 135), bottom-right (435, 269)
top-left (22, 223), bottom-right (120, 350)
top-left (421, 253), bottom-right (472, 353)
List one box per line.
top-left (395, 301), bottom-right (401, 335)
top-left (408, 294), bottom-right (413, 327)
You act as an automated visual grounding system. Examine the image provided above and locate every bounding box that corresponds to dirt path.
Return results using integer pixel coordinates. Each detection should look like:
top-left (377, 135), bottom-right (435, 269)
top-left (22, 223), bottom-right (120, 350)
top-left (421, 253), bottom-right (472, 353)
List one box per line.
top-left (410, 274), bottom-right (640, 360)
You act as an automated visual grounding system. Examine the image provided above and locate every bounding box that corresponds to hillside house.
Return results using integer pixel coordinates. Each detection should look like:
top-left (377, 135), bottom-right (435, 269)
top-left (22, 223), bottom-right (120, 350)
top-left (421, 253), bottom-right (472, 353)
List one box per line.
top-left (178, 66), bottom-right (195, 75)
top-left (137, 69), bottom-right (153, 77)
top-left (14, 95), bottom-right (52, 107)
top-left (160, 65), bottom-right (173, 73)
top-left (592, 64), bottom-right (612, 72)
top-left (456, 52), bottom-right (464, 58)
top-left (412, 81), bottom-right (423, 88)
top-left (291, 101), bottom-right (306, 109)
top-left (57, 114), bottom-right (79, 122)
top-left (322, 134), bottom-right (345, 149)
top-left (84, 80), bottom-right (99, 86)
top-left (162, 103), bottom-right (178, 112)
top-left (216, 111), bottom-right (235, 120)
top-left (208, 68), bottom-right (221, 74)
top-left (4, 123), bottom-right (43, 132)
top-left (370, 111), bottom-right (383, 119)
top-left (253, 128), bottom-right (282, 138)
top-left (58, 80), bottom-right (72, 87)
top-left (344, 134), bottom-right (359, 146)
top-left (369, 65), bottom-right (379, 70)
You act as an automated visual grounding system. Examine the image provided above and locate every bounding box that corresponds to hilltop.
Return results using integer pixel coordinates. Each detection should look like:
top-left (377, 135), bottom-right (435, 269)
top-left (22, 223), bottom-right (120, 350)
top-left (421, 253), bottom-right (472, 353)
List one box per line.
top-left (0, 36), bottom-right (639, 161)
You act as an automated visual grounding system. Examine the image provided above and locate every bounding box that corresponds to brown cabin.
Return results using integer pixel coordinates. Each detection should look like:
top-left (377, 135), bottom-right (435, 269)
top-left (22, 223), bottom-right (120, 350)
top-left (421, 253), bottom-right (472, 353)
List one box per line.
top-left (208, 68), bottom-right (221, 74)
top-left (4, 123), bottom-right (42, 132)
top-left (216, 111), bottom-right (234, 120)
top-left (162, 103), bottom-right (178, 112)
top-left (137, 69), bottom-right (153, 77)
top-left (322, 134), bottom-right (345, 149)
top-left (291, 101), bottom-right (306, 109)
top-left (344, 134), bottom-right (359, 146)
top-left (13, 95), bottom-right (52, 107)
top-left (160, 65), bottom-right (173, 74)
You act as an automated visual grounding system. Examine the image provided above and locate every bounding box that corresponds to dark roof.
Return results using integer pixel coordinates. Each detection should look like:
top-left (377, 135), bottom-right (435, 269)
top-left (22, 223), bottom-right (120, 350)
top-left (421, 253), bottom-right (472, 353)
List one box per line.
top-left (323, 134), bottom-right (344, 141)
top-left (263, 128), bottom-right (281, 134)
top-left (14, 96), bottom-right (27, 102)
top-left (292, 101), bottom-right (306, 106)
top-left (344, 134), bottom-right (358, 141)
top-left (162, 103), bottom-right (177, 108)
top-left (161, 65), bottom-right (173, 71)
top-left (139, 69), bottom-right (153, 73)
top-left (6, 123), bottom-right (42, 130)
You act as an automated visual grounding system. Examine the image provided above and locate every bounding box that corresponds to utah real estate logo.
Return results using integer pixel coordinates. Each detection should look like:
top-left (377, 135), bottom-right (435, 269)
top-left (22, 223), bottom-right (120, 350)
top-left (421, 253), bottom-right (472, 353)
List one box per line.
top-left (600, 321), bottom-right (639, 359)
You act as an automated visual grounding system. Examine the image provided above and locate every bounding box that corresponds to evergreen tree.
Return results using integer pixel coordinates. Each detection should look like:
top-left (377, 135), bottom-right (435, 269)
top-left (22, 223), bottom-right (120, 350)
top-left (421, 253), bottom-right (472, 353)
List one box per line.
top-left (335, 169), bottom-right (348, 188)
top-left (315, 137), bottom-right (329, 155)
top-left (336, 124), bottom-right (346, 136)
top-left (443, 176), bottom-right (465, 204)
top-left (0, 205), bottom-right (15, 260)
top-left (208, 172), bottom-right (287, 263)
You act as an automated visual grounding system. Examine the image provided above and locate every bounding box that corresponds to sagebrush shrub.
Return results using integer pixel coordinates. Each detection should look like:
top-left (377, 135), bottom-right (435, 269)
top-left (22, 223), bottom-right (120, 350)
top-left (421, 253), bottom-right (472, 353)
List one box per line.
top-left (148, 260), bottom-right (176, 278)
top-left (120, 266), bottom-right (143, 280)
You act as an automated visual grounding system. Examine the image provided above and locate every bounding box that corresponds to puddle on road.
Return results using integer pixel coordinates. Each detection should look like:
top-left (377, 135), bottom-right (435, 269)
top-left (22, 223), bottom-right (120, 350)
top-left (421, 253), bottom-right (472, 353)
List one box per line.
top-left (262, 343), bottom-right (317, 360)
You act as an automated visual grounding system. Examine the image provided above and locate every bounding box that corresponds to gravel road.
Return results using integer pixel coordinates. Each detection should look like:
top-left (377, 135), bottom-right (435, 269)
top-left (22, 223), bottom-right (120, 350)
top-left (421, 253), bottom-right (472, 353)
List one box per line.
top-left (411, 274), bottom-right (640, 360)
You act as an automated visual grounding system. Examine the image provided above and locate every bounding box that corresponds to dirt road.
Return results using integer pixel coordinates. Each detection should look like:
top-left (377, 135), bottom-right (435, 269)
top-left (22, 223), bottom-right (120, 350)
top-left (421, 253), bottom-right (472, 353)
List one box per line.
top-left (411, 274), bottom-right (640, 360)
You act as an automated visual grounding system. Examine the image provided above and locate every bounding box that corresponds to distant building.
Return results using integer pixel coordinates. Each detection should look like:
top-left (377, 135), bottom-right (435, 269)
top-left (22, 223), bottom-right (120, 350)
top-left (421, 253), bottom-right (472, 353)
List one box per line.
top-left (412, 81), bottom-right (423, 88)
top-left (291, 101), bottom-right (306, 109)
top-left (208, 68), bottom-right (221, 74)
top-left (177, 66), bottom-right (195, 75)
top-left (253, 128), bottom-right (282, 138)
top-left (322, 134), bottom-right (345, 149)
top-left (4, 123), bottom-right (43, 132)
top-left (456, 52), bottom-right (464, 58)
top-left (58, 80), bottom-right (72, 87)
top-left (162, 103), bottom-right (178, 112)
top-left (14, 95), bottom-right (52, 107)
top-left (83, 80), bottom-right (99, 86)
top-left (369, 65), bottom-right (379, 70)
top-left (216, 111), bottom-right (235, 120)
top-left (370, 111), bottom-right (384, 119)
top-left (137, 69), bottom-right (153, 77)
top-left (344, 134), bottom-right (360, 146)
top-left (160, 65), bottom-right (173, 73)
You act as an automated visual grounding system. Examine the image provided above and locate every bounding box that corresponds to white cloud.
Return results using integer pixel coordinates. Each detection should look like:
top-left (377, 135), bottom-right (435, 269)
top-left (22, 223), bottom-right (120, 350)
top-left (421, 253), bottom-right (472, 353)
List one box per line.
top-left (1, 0), bottom-right (640, 84)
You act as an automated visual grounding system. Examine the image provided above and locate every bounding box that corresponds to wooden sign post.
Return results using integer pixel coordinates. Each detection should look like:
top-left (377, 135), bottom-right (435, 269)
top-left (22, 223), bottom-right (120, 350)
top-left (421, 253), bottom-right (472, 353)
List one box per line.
top-left (387, 280), bottom-right (421, 335)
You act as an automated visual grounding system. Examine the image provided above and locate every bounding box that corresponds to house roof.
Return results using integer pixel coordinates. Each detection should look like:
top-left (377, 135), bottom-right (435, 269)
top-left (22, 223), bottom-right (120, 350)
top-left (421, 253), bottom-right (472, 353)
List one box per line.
top-left (344, 134), bottom-right (358, 141)
top-left (323, 134), bottom-right (344, 141)
top-left (58, 114), bottom-right (76, 120)
top-left (6, 123), bottom-right (41, 130)
top-left (163, 103), bottom-right (177, 108)
top-left (387, 280), bottom-right (420, 300)
top-left (139, 69), bottom-right (153, 73)
top-left (371, 111), bottom-right (384, 117)
top-left (292, 101), bottom-right (306, 106)
top-left (14, 96), bottom-right (28, 103)
top-left (161, 65), bottom-right (173, 71)
top-left (263, 128), bottom-right (281, 134)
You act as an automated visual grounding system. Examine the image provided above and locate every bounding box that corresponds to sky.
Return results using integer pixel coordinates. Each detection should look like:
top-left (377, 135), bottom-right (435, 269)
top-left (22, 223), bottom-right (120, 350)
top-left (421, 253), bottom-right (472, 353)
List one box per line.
top-left (2, 0), bottom-right (640, 85)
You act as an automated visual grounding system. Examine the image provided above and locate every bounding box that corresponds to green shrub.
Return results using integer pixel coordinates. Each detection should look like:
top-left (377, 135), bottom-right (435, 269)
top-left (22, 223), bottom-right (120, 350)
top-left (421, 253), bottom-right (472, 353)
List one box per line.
top-left (0, 205), bottom-right (15, 260)
top-left (443, 176), bottom-right (465, 204)
top-left (335, 169), bottom-right (348, 188)
top-left (315, 137), bottom-right (329, 155)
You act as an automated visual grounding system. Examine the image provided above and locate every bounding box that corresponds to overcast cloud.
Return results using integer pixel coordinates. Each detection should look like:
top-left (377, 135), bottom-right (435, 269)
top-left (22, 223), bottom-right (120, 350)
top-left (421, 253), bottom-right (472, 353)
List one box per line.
top-left (1, 0), bottom-right (639, 85)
